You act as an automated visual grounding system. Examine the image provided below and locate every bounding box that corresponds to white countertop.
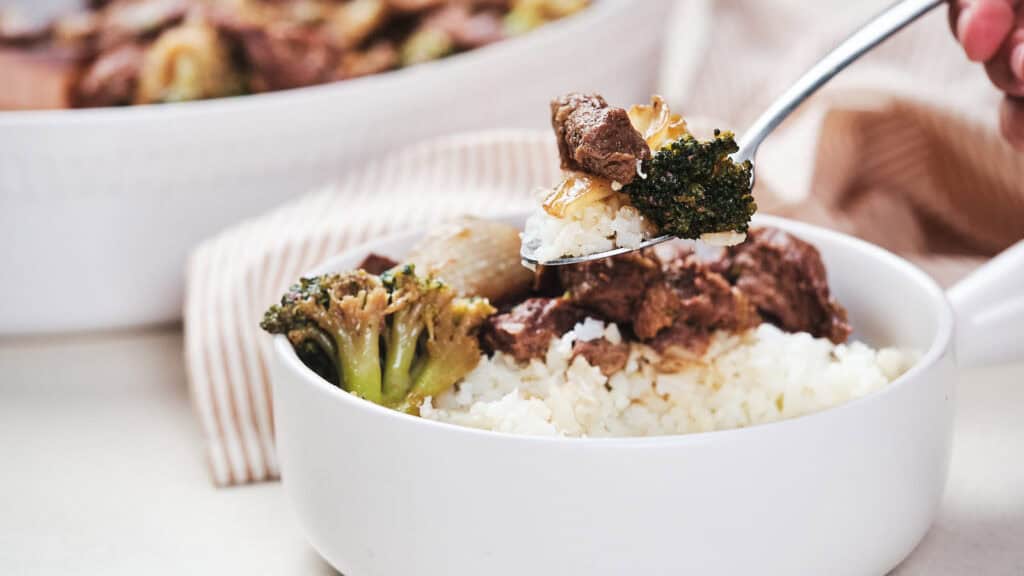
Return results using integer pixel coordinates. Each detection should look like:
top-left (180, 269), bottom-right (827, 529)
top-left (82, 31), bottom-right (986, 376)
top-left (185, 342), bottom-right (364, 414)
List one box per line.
top-left (1, 327), bottom-right (1022, 575)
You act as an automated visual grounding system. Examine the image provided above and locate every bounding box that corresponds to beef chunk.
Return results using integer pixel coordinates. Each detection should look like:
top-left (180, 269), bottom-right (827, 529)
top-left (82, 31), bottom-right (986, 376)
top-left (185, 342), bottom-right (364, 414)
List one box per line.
top-left (722, 227), bottom-right (851, 343)
top-left (557, 249), bottom-right (661, 324)
top-left (483, 298), bottom-right (585, 362)
top-left (642, 257), bottom-right (758, 364)
top-left (573, 338), bottom-right (629, 376)
top-left (224, 23), bottom-right (338, 91)
top-left (75, 42), bottom-right (144, 107)
top-left (648, 322), bottom-right (714, 361)
top-left (550, 92), bottom-right (650, 184)
top-left (559, 241), bottom-right (758, 355)
top-left (357, 253), bottom-right (399, 275)
top-left (634, 256), bottom-right (758, 339)
top-left (632, 282), bottom-right (676, 339)
top-left (556, 227), bottom-right (850, 356)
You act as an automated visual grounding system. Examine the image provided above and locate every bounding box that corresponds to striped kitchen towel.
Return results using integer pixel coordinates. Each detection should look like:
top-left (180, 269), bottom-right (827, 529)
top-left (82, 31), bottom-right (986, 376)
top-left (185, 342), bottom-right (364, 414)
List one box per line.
top-left (184, 131), bottom-right (559, 485)
top-left (185, 0), bottom-right (1024, 485)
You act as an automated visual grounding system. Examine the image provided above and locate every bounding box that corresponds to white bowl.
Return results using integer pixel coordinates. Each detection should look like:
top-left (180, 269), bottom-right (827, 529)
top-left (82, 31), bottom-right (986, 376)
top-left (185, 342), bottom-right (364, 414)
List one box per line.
top-left (0, 0), bottom-right (671, 334)
top-left (270, 213), bottom-right (1024, 576)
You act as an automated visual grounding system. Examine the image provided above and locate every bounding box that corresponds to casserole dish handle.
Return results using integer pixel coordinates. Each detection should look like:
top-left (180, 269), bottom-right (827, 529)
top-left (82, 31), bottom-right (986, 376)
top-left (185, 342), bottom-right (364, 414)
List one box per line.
top-left (947, 239), bottom-right (1024, 368)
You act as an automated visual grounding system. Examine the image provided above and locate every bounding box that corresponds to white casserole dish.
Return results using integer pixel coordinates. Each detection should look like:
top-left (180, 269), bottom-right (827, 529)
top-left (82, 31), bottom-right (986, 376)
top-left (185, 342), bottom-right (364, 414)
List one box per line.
top-left (0, 0), bottom-right (671, 334)
top-left (270, 213), bottom-right (1024, 576)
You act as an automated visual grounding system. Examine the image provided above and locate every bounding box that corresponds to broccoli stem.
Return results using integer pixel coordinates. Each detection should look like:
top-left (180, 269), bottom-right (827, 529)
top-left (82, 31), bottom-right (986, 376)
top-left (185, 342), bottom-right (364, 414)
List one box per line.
top-left (334, 326), bottom-right (383, 404)
top-left (382, 311), bottom-right (424, 406)
top-left (405, 350), bottom-right (479, 412)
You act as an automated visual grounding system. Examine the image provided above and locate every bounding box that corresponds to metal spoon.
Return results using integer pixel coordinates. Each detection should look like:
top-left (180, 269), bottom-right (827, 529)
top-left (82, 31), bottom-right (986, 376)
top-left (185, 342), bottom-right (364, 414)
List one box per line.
top-left (521, 0), bottom-right (944, 267)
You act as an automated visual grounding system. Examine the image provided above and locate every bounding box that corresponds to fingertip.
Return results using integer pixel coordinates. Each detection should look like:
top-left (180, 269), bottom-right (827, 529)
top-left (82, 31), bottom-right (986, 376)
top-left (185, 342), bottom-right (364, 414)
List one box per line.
top-left (1000, 97), bottom-right (1024, 151)
top-left (958, 0), bottom-right (1015, 62)
top-left (1012, 44), bottom-right (1024, 82)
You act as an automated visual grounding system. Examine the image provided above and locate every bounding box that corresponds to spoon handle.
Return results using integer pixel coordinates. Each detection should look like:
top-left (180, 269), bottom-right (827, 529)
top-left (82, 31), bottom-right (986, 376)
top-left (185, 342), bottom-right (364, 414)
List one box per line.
top-left (735, 0), bottom-right (944, 162)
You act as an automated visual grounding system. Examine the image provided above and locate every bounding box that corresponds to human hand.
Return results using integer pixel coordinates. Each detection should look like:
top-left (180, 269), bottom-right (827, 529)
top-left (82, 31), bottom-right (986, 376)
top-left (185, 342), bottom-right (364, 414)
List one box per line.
top-left (949, 0), bottom-right (1024, 149)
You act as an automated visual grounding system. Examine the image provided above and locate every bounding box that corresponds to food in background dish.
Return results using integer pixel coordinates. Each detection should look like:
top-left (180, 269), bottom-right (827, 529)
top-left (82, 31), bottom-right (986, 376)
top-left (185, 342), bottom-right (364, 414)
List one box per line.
top-left (522, 93), bottom-right (757, 263)
top-left (0, 0), bottom-right (589, 110)
top-left (262, 216), bottom-right (916, 436)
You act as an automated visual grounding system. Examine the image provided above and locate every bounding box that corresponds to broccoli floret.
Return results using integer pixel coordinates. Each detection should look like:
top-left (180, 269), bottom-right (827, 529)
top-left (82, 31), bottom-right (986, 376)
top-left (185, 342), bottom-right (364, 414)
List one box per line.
top-left (379, 265), bottom-right (451, 406)
top-left (261, 271), bottom-right (388, 404)
top-left (262, 267), bottom-right (495, 412)
top-left (402, 296), bottom-right (496, 413)
top-left (624, 129), bottom-right (756, 239)
top-left (261, 277), bottom-right (340, 382)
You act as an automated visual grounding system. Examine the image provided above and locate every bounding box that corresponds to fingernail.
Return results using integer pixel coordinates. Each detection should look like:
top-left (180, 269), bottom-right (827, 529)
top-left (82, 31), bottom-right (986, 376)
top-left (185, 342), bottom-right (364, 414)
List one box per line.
top-left (1012, 44), bottom-right (1024, 81)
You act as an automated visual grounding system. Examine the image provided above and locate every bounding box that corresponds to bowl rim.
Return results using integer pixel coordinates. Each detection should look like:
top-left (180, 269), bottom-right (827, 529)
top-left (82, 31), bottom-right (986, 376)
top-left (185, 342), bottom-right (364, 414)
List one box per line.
top-left (0, 0), bottom-right (622, 125)
top-left (273, 212), bottom-right (955, 446)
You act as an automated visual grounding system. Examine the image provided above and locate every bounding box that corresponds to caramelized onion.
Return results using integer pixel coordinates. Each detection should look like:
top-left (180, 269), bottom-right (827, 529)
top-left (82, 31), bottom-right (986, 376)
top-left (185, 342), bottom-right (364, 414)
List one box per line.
top-left (542, 173), bottom-right (622, 218)
top-left (627, 95), bottom-right (689, 151)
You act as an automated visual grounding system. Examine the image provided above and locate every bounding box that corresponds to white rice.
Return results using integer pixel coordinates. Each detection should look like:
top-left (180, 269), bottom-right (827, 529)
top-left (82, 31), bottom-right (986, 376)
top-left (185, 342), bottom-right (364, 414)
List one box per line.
top-left (521, 194), bottom-right (655, 263)
top-left (521, 189), bottom-right (748, 262)
top-left (421, 321), bottom-right (916, 437)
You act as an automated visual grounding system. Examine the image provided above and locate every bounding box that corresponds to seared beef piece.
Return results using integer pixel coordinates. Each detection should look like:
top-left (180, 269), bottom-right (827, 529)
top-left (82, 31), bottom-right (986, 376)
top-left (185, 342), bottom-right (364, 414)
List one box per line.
top-left (722, 227), bottom-right (852, 343)
top-left (224, 23), bottom-right (338, 91)
top-left (559, 241), bottom-right (757, 355)
top-left (483, 297), bottom-right (585, 362)
top-left (641, 257), bottom-right (759, 362)
top-left (647, 322), bottom-right (715, 365)
top-left (74, 42), bottom-right (144, 107)
top-left (421, 4), bottom-right (504, 49)
top-left (556, 227), bottom-right (850, 356)
top-left (550, 93), bottom-right (651, 184)
top-left (632, 282), bottom-right (676, 339)
top-left (357, 253), bottom-right (399, 275)
top-left (572, 338), bottom-right (629, 376)
top-left (634, 256), bottom-right (758, 339)
top-left (557, 249), bottom-right (661, 324)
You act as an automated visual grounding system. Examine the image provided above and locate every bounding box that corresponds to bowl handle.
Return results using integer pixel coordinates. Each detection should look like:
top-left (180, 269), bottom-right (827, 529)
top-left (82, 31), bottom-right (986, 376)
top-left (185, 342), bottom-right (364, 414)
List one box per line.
top-left (947, 240), bottom-right (1024, 368)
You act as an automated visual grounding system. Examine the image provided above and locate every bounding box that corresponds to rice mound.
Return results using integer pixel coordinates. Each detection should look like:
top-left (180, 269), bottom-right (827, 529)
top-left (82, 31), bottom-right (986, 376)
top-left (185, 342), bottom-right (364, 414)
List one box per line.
top-left (421, 321), bottom-right (916, 437)
top-left (521, 193), bottom-right (655, 262)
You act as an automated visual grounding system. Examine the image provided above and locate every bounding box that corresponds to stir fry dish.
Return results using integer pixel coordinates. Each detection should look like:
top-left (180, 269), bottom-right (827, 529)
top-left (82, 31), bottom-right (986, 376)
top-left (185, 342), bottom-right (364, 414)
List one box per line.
top-left (0, 0), bottom-right (589, 109)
